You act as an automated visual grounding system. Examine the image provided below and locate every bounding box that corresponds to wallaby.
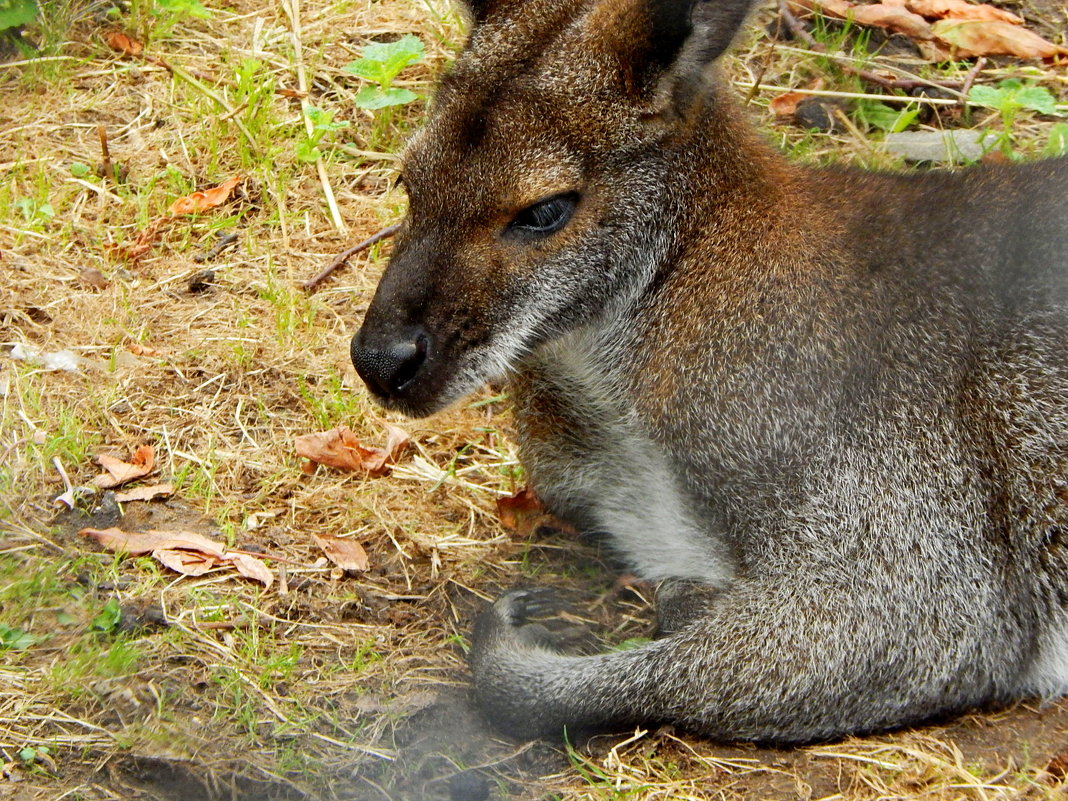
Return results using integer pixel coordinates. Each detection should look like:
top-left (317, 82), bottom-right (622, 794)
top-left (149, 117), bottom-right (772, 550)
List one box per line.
top-left (350, 0), bottom-right (1068, 742)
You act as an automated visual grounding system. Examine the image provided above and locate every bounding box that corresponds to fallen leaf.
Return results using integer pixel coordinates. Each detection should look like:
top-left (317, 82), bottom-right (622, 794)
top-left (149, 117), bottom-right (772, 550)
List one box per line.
top-left (230, 553), bottom-right (275, 588)
top-left (496, 487), bottom-right (544, 531)
top-left (94, 445), bottom-right (155, 489)
top-left (770, 91), bottom-right (808, 117)
top-left (849, 3), bottom-right (934, 39)
top-left (79, 268), bottom-right (109, 290)
top-left (169, 175), bottom-right (243, 216)
top-left (116, 214), bottom-right (175, 264)
top-left (790, 0), bottom-right (855, 17)
top-left (80, 526), bottom-right (273, 588)
top-left (114, 482), bottom-right (174, 503)
top-left (311, 533), bottom-right (369, 571)
top-left (495, 487), bottom-right (578, 538)
top-left (81, 526), bottom-right (225, 556)
top-left (295, 423), bottom-right (410, 476)
top-left (155, 548), bottom-right (217, 576)
top-left (932, 19), bottom-right (1066, 58)
top-left (905, 0), bottom-right (1021, 23)
top-left (126, 342), bottom-right (165, 357)
top-left (105, 31), bottom-right (143, 57)
top-left (1045, 752), bottom-right (1068, 782)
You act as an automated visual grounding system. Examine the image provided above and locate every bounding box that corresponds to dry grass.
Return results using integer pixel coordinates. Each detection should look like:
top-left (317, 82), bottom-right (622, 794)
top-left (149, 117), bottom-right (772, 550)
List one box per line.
top-left (1, 0), bottom-right (1066, 799)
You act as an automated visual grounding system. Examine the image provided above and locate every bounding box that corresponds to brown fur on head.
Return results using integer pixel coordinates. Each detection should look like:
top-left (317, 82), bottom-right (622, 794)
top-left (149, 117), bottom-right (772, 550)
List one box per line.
top-left (351, 0), bottom-right (756, 416)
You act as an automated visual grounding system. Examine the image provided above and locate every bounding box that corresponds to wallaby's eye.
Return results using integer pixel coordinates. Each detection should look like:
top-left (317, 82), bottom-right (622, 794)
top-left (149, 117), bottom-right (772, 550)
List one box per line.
top-left (506, 192), bottom-right (579, 238)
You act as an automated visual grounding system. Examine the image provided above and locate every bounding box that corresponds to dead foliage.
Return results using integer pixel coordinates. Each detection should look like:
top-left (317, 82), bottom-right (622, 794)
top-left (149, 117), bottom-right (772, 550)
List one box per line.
top-left (80, 526), bottom-right (274, 587)
top-left (790, 0), bottom-right (1068, 59)
top-left (295, 422), bottom-right (410, 475)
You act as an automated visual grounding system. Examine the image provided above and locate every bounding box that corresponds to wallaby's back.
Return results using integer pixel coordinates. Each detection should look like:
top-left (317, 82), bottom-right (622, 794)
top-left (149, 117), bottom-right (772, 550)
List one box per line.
top-left (352, 0), bottom-right (1068, 741)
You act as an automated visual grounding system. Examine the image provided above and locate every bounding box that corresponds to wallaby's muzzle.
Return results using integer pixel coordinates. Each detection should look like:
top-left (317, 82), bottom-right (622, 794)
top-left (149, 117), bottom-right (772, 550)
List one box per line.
top-left (350, 325), bottom-right (430, 403)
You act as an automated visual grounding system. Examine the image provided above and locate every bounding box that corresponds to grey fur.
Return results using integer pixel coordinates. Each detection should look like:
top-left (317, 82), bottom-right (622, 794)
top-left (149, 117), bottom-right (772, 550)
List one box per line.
top-left (352, 0), bottom-right (1068, 742)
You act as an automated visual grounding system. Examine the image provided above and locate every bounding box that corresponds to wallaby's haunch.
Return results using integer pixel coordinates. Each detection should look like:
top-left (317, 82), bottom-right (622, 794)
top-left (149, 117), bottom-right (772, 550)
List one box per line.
top-left (351, 0), bottom-right (1068, 742)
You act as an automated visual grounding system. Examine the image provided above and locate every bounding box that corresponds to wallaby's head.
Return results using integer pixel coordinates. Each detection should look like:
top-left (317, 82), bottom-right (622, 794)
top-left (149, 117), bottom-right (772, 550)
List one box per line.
top-left (352, 0), bottom-right (756, 416)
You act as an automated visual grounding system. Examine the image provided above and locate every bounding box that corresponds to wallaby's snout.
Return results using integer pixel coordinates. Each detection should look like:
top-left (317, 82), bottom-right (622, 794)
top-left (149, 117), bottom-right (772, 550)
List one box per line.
top-left (351, 236), bottom-right (446, 416)
top-left (350, 325), bottom-right (430, 402)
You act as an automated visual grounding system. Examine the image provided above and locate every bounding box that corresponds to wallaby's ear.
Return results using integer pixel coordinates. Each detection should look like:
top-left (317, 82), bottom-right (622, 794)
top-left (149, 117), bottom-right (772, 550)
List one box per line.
top-left (601, 0), bottom-right (757, 108)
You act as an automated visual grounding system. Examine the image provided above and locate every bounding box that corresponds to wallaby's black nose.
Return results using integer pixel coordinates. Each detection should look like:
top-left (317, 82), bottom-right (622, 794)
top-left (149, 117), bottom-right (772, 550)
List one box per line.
top-left (351, 329), bottom-right (430, 399)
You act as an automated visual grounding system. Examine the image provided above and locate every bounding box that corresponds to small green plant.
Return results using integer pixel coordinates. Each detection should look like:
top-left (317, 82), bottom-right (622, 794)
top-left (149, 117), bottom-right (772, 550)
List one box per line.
top-left (91, 598), bottom-right (122, 634)
top-left (969, 79), bottom-right (1064, 157)
top-left (344, 34), bottom-right (425, 110)
top-left (0, 0), bottom-right (36, 33)
top-left (154, 0), bottom-right (212, 18)
top-left (854, 100), bottom-right (920, 134)
top-left (1044, 122), bottom-right (1068, 158)
top-left (0, 623), bottom-right (36, 650)
top-left (15, 196), bottom-right (54, 226)
top-left (18, 745), bottom-right (52, 772)
top-left (131, 0), bottom-right (213, 43)
top-left (297, 105), bottom-right (349, 163)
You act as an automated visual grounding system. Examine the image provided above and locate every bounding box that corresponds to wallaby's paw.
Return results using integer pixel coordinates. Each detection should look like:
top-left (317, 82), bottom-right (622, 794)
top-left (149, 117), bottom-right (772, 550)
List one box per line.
top-left (495, 587), bottom-right (561, 625)
top-left (471, 587), bottom-right (564, 657)
top-left (469, 587), bottom-right (574, 739)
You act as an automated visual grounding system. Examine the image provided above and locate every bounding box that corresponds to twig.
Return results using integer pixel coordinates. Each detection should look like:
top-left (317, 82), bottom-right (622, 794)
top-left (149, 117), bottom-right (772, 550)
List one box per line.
top-left (97, 125), bottom-right (112, 183)
top-left (744, 41), bottom-right (776, 105)
top-left (282, 0), bottom-right (347, 235)
top-left (852, 67), bottom-right (962, 92)
top-left (779, 0), bottom-right (824, 51)
top-left (145, 54), bottom-right (222, 88)
top-left (735, 82), bottom-right (959, 104)
top-left (302, 223), bottom-right (400, 292)
top-left (959, 56), bottom-right (987, 109)
top-left (193, 231), bottom-right (239, 263)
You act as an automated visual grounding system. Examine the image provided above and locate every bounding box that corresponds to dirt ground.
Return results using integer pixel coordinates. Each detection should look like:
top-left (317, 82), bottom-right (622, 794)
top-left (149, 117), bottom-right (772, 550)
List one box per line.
top-left (1, 0), bottom-right (1066, 799)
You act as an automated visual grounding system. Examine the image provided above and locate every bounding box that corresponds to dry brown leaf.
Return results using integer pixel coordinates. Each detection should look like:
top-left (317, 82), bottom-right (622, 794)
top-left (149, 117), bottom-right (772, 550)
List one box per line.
top-left (79, 268), bottom-right (109, 290)
top-left (169, 175), bottom-right (243, 216)
top-left (155, 548), bottom-right (217, 576)
top-left (495, 487), bottom-right (577, 538)
top-left (114, 483), bottom-right (174, 503)
top-left (105, 31), bottom-right (143, 57)
top-left (770, 91), bottom-right (808, 117)
top-left (849, 3), bottom-right (934, 38)
top-left (229, 553), bottom-right (274, 588)
top-left (295, 423), bottom-right (410, 476)
top-left (81, 526), bottom-right (225, 556)
top-left (94, 445), bottom-right (155, 488)
top-left (790, 0), bottom-right (856, 17)
top-left (80, 526), bottom-right (274, 588)
top-left (127, 342), bottom-right (165, 357)
top-left (116, 214), bottom-right (175, 264)
top-left (1044, 752), bottom-right (1068, 782)
top-left (932, 19), bottom-right (1066, 58)
top-left (497, 487), bottom-right (544, 530)
top-left (311, 533), bottom-right (369, 571)
top-left (905, 0), bottom-right (1021, 23)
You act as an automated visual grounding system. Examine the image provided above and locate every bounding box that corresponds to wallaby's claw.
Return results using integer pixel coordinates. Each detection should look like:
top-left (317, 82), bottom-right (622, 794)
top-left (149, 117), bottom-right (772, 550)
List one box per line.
top-left (495, 586), bottom-right (562, 625)
top-left (471, 587), bottom-right (568, 660)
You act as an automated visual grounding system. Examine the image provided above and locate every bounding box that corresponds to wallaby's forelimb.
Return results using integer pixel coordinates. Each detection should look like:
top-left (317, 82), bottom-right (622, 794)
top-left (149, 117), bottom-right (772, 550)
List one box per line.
top-left (473, 577), bottom-right (1011, 742)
